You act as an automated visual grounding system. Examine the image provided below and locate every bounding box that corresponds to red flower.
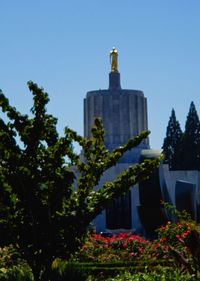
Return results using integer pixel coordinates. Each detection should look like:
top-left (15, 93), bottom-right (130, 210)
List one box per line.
top-left (122, 243), bottom-right (127, 248)
top-left (160, 237), bottom-right (167, 242)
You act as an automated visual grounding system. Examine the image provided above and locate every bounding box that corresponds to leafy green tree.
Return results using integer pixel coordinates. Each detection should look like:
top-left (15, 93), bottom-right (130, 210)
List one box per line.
top-left (162, 108), bottom-right (183, 170)
top-left (181, 101), bottom-right (200, 170)
top-left (0, 82), bottom-right (161, 280)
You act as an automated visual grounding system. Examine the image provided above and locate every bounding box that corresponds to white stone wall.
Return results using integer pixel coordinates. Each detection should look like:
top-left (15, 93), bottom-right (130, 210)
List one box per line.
top-left (163, 164), bottom-right (200, 205)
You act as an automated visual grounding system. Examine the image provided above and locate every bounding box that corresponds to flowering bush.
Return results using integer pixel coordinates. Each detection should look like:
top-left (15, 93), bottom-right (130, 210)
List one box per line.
top-left (150, 221), bottom-right (191, 260)
top-left (156, 220), bottom-right (200, 275)
top-left (158, 221), bottom-right (191, 245)
top-left (75, 232), bottom-right (151, 262)
top-left (76, 225), bottom-right (192, 263)
top-left (72, 219), bottom-right (200, 276)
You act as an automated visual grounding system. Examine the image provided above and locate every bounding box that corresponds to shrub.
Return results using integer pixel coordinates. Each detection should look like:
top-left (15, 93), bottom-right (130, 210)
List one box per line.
top-left (105, 268), bottom-right (198, 281)
top-left (0, 245), bottom-right (33, 281)
top-left (74, 233), bottom-right (151, 262)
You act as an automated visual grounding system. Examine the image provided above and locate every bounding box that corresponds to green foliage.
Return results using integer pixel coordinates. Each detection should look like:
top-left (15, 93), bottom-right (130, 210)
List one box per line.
top-left (0, 245), bottom-right (33, 281)
top-left (105, 268), bottom-right (198, 281)
top-left (72, 233), bottom-right (151, 263)
top-left (70, 212), bottom-right (200, 277)
top-left (162, 108), bottom-right (183, 170)
top-left (52, 260), bottom-right (136, 281)
top-left (51, 261), bottom-right (174, 281)
top-left (51, 214), bottom-right (200, 280)
top-left (51, 260), bottom-right (198, 281)
top-left (163, 102), bottom-right (200, 170)
top-left (158, 204), bottom-right (200, 275)
top-left (0, 82), bottom-right (161, 279)
top-left (181, 101), bottom-right (200, 170)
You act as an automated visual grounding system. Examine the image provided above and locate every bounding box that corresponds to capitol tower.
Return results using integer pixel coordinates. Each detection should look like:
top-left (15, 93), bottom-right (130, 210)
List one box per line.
top-left (84, 47), bottom-right (150, 164)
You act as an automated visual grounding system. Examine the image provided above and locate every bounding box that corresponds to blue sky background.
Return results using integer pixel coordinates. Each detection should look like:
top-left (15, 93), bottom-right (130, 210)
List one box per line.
top-left (1, 1), bottom-right (200, 151)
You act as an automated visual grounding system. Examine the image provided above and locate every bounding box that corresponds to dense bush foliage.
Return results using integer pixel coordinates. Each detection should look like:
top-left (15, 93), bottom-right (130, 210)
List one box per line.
top-left (74, 233), bottom-right (151, 262)
top-left (52, 261), bottom-right (198, 281)
top-left (70, 219), bottom-right (200, 278)
top-left (0, 220), bottom-right (199, 280)
top-left (105, 269), bottom-right (198, 281)
top-left (0, 245), bottom-right (33, 281)
top-left (74, 221), bottom-right (192, 263)
top-left (0, 82), bottom-right (160, 280)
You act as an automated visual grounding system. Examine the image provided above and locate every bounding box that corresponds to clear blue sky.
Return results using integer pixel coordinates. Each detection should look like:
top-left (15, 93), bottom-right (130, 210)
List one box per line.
top-left (1, 1), bottom-right (200, 151)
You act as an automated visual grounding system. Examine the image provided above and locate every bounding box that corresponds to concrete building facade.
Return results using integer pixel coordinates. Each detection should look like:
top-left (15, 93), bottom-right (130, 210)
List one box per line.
top-left (84, 62), bottom-right (149, 164)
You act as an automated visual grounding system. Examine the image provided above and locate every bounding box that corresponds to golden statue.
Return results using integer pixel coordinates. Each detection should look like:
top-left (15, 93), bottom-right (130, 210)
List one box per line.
top-left (110, 47), bottom-right (118, 72)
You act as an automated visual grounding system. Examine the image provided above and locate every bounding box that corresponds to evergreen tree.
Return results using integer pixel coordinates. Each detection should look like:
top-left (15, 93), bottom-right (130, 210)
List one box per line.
top-left (162, 108), bottom-right (183, 170)
top-left (181, 101), bottom-right (200, 170)
top-left (0, 81), bottom-right (161, 280)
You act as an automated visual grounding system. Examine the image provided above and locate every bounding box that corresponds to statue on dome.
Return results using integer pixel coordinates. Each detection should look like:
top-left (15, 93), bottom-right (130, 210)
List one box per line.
top-left (110, 47), bottom-right (118, 72)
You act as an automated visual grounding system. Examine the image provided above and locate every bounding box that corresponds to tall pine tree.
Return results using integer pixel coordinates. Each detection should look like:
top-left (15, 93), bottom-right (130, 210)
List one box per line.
top-left (181, 101), bottom-right (200, 170)
top-left (162, 108), bottom-right (183, 170)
